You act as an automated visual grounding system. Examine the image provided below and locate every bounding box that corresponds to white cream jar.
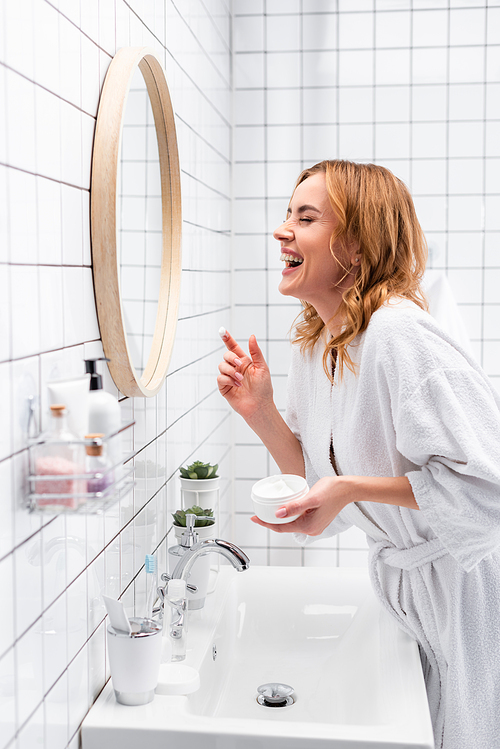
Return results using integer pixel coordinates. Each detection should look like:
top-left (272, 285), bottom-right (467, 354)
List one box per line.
top-left (251, 474), bottom-right (309, 524)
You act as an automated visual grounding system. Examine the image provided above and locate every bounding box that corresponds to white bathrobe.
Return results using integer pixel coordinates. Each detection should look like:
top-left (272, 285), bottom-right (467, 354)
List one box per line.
top-left (287, 299), bottom-right (500, 749)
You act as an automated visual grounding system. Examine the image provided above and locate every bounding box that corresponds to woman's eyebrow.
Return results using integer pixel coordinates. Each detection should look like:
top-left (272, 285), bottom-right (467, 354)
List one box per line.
top-left (286, 204), bottom-right (321, 215)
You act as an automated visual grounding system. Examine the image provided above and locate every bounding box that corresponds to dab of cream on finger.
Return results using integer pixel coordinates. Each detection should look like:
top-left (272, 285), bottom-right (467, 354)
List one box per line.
top-left (218, 327), bottom-right (228, 339)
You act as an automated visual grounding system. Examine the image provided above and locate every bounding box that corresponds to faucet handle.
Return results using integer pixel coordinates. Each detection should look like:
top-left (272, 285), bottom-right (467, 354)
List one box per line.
top-left (160, 572), bottom-right (197, 593)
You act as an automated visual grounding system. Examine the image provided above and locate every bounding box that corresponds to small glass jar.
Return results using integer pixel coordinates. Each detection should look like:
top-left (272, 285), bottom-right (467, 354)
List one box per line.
top-left (33, 404), bottom-right (86, 509)
top-left (85, 433), bottom-right (115, 494)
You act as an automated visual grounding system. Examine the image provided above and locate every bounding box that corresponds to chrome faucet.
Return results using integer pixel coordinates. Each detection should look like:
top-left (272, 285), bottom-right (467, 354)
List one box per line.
top-left (162, 514), bottom-right (250, 609)
top-left (156, 529), bottom-right (250, 659)
top-left (171, 537), bottom-right (251, 581)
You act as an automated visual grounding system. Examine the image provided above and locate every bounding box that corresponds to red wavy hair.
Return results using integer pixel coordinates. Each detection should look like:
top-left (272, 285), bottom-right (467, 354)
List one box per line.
top-left (291, 160), bottom-right (428, 380)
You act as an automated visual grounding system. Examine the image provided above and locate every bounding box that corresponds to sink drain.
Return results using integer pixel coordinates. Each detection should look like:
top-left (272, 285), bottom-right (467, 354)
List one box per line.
top-left (256, 683), bottom-right (295, 708)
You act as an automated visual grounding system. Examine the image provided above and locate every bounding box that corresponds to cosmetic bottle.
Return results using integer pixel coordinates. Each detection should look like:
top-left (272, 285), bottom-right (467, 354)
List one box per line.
top-left (166, 579), bottom-right (187, 662)
top-left (84, 433), bottom-right (114, 494)
top-left (84, 358), bottom-right (121, 464)
top-left (47, 375), bottom-right (90, 438)
top-left (33, 404), bottom-right (86, 509)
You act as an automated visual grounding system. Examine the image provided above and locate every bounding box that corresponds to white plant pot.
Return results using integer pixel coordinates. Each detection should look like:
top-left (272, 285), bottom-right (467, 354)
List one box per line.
top-left (173, 523), bottom-right (217, 542)
top-left (179, 477), bottom-right (220, 509)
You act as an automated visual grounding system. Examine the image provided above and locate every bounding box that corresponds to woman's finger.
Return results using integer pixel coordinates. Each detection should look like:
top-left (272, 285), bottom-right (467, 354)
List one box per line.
top-left (248, 334), bottom-right (268, 367)
top-left (218, 362), bottom-right (244, 383)
top-left (274, 494), bottom-right (315, 520)
top-left (250, 516), bottom-right (295, 533)
top-left (223, 350), bottom-right (244, 368)
top-left (251, 511), bottom-right (324, 535)
top-left (250, 514), bottom-right (317, 533)
top-left (219, 327), bottom-right (248, 360)
top-left (217, 372), bottom-right (242, 391)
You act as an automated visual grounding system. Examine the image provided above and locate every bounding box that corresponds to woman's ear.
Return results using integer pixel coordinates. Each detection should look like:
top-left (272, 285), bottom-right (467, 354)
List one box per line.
top-left (346, 236), bottom-right (361, 267)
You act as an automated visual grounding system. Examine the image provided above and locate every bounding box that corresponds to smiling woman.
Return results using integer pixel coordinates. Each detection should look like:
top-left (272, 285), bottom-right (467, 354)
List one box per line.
top-left (217, 160), bottom-right (500, 749)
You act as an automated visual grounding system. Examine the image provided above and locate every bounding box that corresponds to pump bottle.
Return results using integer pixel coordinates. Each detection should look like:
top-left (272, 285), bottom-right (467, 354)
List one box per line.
top-left (166, 579), bottom-right (187, 662)
top-left (84, 358), bottom-right (121, 465)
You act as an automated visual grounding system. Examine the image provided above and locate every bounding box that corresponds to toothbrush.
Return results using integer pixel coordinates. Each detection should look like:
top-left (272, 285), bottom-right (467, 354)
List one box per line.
top-left (145, 554), bottom-right (157, 619)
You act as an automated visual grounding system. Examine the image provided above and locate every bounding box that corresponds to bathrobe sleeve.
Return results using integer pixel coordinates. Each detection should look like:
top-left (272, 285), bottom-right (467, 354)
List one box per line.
top-left (402, 368), bottom-right (500, 572)
top-left (376, 311), bottom-right (500, 572)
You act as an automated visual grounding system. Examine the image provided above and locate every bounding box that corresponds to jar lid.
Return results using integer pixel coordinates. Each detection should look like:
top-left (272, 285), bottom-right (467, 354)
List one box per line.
top-left (50, 404), bottom-right (66, 416)
top-left (85, 434), bottom-right (104, 456)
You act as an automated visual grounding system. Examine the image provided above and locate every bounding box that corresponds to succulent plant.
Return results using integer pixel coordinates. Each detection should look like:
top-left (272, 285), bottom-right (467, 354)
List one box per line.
top-left (179, 460), bottom-right (219, 480)
top-left (172, 505), bottom-right (215, 527)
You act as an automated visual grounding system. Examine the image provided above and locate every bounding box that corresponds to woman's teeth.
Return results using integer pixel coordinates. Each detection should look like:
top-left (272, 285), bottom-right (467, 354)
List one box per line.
top-left (280, 253), bottom-right (303, 268)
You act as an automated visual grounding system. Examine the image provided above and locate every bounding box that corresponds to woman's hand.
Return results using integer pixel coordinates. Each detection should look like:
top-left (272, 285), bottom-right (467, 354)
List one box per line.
top-left (250, 475), bottom-right (419, 535)
top-left (251, 476), bottom-right (353, 535)
top-left (217, 330), bottom-right (274, 421)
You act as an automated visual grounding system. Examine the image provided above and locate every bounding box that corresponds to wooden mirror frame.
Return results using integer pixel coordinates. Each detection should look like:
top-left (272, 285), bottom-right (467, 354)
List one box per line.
top-left (91, 47), bottom-right (182, 397)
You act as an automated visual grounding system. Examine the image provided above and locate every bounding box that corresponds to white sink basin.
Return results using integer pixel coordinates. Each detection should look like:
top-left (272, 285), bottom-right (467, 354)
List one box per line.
top-left (82, 565), bottom-right (434, 749)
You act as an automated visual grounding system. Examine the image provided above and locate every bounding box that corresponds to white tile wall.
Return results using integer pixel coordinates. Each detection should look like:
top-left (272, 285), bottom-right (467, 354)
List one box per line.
top-left (232, 3), bottom-right (500, 568)
top-left (2, 0), bottom-right (500, 743)
top-left (0, 0), bottom-right (232, 747)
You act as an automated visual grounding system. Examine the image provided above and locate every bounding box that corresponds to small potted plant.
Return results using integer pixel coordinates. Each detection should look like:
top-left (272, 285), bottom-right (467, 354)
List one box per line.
top-left (178, 460), bottom-right (220, 509)
top-left (169, 504), bottom-right (217, 609)
top-left (179, 460), bottom-right (219, 480)
top-left (171, 462), bottom-right (221, 609)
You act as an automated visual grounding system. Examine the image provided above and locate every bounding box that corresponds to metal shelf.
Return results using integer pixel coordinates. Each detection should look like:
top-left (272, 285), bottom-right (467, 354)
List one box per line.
top-left (27, 421), bottom-right (135, 515)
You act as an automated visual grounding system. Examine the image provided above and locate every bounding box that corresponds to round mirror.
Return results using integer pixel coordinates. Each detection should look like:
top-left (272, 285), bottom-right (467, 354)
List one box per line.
top-left (117, 66), bottom-right (163, 379)
top-left (91, 47), bottom-right (181, 397)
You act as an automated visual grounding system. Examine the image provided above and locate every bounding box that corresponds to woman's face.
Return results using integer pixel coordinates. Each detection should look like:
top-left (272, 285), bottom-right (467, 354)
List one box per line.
top-left (274, 172), bottom-right (356, 317)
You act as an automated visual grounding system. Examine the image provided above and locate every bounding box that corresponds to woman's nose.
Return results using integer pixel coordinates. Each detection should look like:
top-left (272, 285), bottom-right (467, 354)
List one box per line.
top-left (273, 219), bottom-right (293, 242)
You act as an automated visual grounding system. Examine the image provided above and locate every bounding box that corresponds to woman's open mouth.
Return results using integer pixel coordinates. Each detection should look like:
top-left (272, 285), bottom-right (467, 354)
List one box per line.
top-left (280, 252), bottom-right (304, 269)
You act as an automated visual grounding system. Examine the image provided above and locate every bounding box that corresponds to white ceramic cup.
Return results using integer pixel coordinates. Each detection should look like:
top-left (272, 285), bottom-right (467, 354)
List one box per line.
top-left (251, 474), bottom-right (309, 524)
top-left (107, 617), bottom-right (162, 705)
